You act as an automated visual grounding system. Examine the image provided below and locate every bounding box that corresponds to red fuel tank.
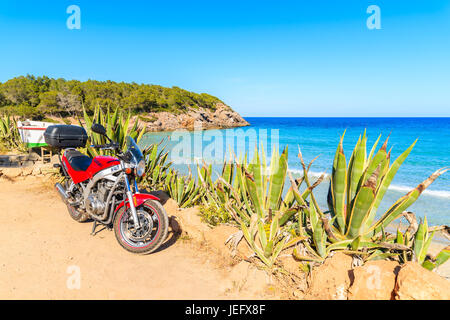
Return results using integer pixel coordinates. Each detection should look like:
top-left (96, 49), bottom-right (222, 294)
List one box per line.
top-left (63, 153), bottom-right (120, 184)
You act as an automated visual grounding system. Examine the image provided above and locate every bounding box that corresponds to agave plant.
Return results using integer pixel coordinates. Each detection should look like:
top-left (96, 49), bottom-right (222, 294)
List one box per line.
top-left (166, 169), bottom-right (203, 208)
top-left (81, 106), bottom-right (177, 192)
top-left (393, 215), bottom-right (450, 270)
top-left (139, 140), bottom-right (173, 190)
top-left (422, 245), bottom-right (450, 271)
top-left (220, 146), bottom-right (323, 267)
top-left (0, 114), bottom-right (26, 152)
top-left (291, 132), bottom-right (447, 263)
top-left (413, 217), bottom-right (436, 265)
top-left (328, 132), bottom-right (446, 239)
top-left (195, 160), bottom-right (243, 223)
top-left (80, 106), bottom-right (146, 157)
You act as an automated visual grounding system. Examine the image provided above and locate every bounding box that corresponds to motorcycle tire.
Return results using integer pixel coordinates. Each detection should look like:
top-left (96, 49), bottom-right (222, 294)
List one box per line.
top-left (67, 204), bottom-right (89, 222)
top-left (113, 199), bottom-right (169, 254)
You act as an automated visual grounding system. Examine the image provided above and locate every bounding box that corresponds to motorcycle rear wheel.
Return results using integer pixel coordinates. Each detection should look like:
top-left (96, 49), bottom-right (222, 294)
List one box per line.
top-left (67, 204), bottom-right (89, 222)
top-left (64, 180), bottom-right (89, 222)
top-left (113, 199), bottom-right (168, 254)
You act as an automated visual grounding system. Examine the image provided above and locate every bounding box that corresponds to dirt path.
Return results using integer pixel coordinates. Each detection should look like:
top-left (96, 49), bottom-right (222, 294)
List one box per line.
top-left (0, 177), bottom-right (272, 299)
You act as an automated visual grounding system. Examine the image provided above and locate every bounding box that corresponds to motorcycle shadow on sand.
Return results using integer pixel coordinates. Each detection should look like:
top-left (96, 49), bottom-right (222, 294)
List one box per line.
top-left (141, 189), bottom-right (180, 253)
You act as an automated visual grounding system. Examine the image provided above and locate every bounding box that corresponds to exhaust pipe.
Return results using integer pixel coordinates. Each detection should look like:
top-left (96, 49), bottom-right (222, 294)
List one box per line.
top-left (55, 183), bottom-right (69, 204)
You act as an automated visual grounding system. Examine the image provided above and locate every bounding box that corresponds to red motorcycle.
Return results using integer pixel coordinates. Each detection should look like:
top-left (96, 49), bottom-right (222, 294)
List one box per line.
top-left (44, 123), bottom-right (168, 254)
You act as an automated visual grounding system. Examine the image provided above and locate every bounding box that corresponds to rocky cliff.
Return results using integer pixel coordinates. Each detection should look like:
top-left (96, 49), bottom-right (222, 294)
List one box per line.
top-left (47, 103), bottom-right (249, 132)
top-left (144, 103), bottom-right (250, 132)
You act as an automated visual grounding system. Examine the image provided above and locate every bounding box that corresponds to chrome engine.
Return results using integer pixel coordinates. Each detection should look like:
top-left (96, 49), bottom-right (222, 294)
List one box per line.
top-left (86, 194), bottom-right (105, 215)
top-left (85, 181), bottom-right (114, 215)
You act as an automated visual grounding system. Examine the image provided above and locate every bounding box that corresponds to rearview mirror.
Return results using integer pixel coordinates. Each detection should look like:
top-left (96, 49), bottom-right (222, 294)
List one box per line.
top-left (91, 123), bottom-right (106, 136)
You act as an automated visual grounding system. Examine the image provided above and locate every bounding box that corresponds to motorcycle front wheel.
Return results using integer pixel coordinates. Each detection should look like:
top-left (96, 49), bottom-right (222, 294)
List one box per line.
top-left (113, 199), bottom-right (169, 254)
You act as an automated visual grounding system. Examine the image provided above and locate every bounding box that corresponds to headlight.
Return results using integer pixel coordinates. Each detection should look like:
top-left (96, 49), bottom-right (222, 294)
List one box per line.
top-left (136, 159), bottom-right (145, 177)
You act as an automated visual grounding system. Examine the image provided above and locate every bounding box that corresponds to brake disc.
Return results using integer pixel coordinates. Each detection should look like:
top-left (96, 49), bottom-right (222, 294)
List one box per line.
top-left (126, 209), bottom-right (154, 242)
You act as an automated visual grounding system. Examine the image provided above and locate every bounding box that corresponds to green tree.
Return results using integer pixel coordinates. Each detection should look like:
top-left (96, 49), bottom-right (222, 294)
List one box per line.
top-left (0, 75), bottom-right (226, 119)
top-left (37, 91), bottom-right (60, 115)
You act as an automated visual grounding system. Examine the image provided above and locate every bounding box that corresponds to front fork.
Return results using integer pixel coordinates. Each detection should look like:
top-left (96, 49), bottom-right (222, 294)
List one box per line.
top-left (124, 174), bottom-right (141, 229)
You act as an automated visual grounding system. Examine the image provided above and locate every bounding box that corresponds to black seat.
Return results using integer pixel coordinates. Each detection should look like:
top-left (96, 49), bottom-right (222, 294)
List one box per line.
top-left (65, 149), bottom-right (92, 172)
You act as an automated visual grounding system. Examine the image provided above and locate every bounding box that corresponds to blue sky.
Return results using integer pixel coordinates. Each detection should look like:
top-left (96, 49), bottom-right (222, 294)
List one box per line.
top-left (0, 0), bottom-right (449, 116)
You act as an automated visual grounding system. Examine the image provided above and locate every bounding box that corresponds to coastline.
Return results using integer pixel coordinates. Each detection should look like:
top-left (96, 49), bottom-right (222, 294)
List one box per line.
top-left (44, 102), bottom-right (250, 132)
top-left (143, 103), bottom-right (250, 132)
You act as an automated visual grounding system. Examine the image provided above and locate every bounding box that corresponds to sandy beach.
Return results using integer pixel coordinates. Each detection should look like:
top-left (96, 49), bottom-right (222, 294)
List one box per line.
top-left (0, 176), bottom-right (275, 299)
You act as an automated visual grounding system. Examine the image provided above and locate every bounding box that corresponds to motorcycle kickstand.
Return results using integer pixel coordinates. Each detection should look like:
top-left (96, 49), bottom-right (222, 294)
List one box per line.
top-left (90, 221), bottom-right (97, 236)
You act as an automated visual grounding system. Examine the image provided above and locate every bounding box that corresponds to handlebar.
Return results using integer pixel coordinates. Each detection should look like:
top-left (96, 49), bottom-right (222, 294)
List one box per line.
top-left (90, 143), bottom-right (120, 150)
top-left (89, 142), bottom-right (130, 161)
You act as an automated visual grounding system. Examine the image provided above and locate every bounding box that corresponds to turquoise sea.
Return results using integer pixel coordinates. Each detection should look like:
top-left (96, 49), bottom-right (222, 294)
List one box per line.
top-left (141, 117), bottom-right (450, 227)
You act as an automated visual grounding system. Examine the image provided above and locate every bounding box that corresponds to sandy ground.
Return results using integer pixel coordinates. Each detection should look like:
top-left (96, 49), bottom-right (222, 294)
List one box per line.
top-left (0, 176), bottom-right (271, 299)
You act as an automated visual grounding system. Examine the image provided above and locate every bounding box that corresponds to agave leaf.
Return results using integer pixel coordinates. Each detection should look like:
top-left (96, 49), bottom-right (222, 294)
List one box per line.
top-left (346, 132), bottom-right (367, 218)
top-left (258, 220), bottom-right (268, 248)
top-left (248, 146), bottom-right (264, 205)
top-left (287, 171), bottom-right (309, 208)
top-left (269, 213), bottom-right (280, 240)
top-left (313, 220), bottom-right (327, 258)
top-left (308, 200), bottom-right (321, 234)
top-left (304, 173), bottom-right (324, 199)
top-left (264, 239), bottom-right (274, 258)
top-left (222, 161), bottom-right (234, 186)
top-left (434, 246), bottom-right (450, 268)
top-left (351, 236), bottom-right (361, 251)
top-left (366, 134), bottom-right (382, 166)
top-left (136, 125), bottom-right (146, 143)
top-left (241, 221), bottom-right (272, 266)
top-left (272, 237), bottom-right (288, 262)
top-left (422, 260), bottom-right (436, 271)
top-left (366, 249), bottom-right (387, 261)
top-left (266, 146), bottom-right (288, 211)
top-left (297, 149), bottom-right (322, 210)
top-left (414, 217), bottom-right (428, 264)
top-left (367, 251), bottom-right (399, 261)
top-left (241, 221), bottom-right (254, 247)
top-left (346, 166), bottom-right (379, 238)
top-left (326, 240), bottom-right (352, 253)
top-left (234, 164), bottom-right (253, 216)
top-left (260, 143), bottom-right (268, 201)
top-left (329, 132), bottom-right (347, 233)
top-left (422, 230), bottom-right (436, 260)
top-left (360, 136), bottom-right (389, 188)
top-left (371, 168), bottom-right (448, 235)
top-left (83, 107), bottom-right (92, 132)
top-left (279, 207), bottom-right (300, 226)
top-left (244, 170), bottom-right (264, 218)
top-left (281, 176), bottom-right (304, 210)
top-left (285, 235), bottom-right (308, 248)
top-left (366, 140), bottom-right (417, 225)
top-left (396, 228), bottom-right (404, 244)
top-left (292, 247), bottom-right (324, 262)
top-left (105, 107), bottom-right (113, 138)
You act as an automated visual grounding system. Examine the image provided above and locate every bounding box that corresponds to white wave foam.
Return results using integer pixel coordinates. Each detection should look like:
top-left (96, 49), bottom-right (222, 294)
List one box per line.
top-left (288, 169), bottom-right (450, 199)
top-left (288, 168), bottom-right (330, 179)
top-left (388, 185), bottom-right (450, 199)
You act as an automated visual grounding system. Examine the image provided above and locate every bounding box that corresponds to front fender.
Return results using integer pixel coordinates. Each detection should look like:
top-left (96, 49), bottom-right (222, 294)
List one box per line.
top-left (114, 193), bottom-right (160, 213)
